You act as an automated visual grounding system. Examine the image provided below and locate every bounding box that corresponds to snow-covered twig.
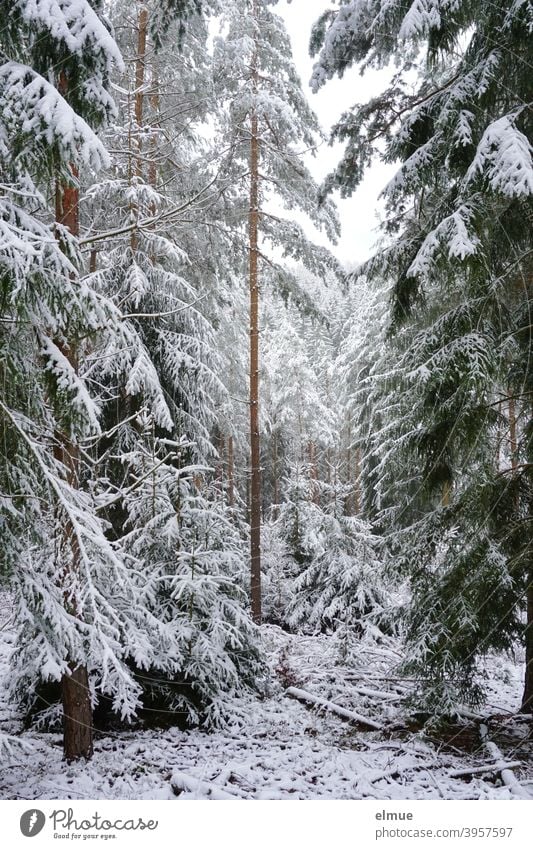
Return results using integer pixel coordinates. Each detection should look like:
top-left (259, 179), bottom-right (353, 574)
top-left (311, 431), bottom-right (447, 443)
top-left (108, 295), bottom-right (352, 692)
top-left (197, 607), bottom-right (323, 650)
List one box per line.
top-left (286, 687), bottom-right (384, 731)
top-left (448, 761), bottom-right (522, 779)
top-left (170, 772), bottom-right (243, 800)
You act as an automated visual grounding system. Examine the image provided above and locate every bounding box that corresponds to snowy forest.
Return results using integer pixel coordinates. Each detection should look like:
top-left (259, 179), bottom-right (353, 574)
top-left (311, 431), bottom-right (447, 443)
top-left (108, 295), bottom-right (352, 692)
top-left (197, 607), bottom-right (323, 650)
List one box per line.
top-left (0, 0), bottom-right (532, 801)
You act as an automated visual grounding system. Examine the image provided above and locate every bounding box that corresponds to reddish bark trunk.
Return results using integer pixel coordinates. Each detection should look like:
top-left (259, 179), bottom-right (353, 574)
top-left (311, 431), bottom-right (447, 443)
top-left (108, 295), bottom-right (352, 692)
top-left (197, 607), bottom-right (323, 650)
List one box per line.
top-left (249, 0), bottom-right (261, 623)
top-left (55, 71), bottom-right (93, 762)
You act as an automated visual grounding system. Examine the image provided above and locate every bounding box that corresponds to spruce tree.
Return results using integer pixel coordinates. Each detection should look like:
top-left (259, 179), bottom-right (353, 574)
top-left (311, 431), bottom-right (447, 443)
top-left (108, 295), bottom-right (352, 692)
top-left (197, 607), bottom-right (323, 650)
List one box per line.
top-left (214, 0), bottom-right (339, 621)
top-left (312, 0), bottom-right (533, 712)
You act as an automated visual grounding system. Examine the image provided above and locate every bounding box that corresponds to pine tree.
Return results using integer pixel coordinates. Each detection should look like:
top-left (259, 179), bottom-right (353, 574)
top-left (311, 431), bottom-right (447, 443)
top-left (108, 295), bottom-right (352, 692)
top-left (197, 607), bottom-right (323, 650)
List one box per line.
top-left (214, 0), bottom-right (339, 620)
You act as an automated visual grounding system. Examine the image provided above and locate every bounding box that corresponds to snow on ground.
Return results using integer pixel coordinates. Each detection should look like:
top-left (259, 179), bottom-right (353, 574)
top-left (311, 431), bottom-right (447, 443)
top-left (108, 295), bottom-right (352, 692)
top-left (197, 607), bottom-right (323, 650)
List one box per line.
top-left (1, 595), bottom-right (532, 800)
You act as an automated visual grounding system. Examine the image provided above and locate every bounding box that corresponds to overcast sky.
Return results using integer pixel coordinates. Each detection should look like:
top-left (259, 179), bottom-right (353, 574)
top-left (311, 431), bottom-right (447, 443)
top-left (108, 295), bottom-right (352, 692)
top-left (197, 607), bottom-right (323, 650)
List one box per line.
top-left (276, 0), bottom-right (396, 267)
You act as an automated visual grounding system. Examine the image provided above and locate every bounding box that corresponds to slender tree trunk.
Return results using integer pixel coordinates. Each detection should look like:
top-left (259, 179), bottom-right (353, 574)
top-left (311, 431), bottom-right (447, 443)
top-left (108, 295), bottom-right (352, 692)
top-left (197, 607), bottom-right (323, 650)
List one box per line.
top-left (308, 441), bottom-right (319, 505)
top-left (353, 446), bottom-right (361, 515)
top-left (148, 62), bottom-right (159, 193)
top-left (345, 417), bottom-right (352, 515)
top-left (130, 4), bottom-right (148, 252)
top-left (508, 393), bottom-right (518, 471)
top-left (227, 435), bottom-right (235, 509)
top-left (216, 432), bottom-right (225, 502)
top-left (55, 71), bottom-right (93, 763)
top-left (521, 569), bottom-right (533, 712)
top-left (249, 1), bottom-right (261, 623)
top-left (521, 397), bottom-right (533, 712)
top-left (272, 430), bottom-right (279, 517)
top-left (135, 4), bottom-right (148, 177)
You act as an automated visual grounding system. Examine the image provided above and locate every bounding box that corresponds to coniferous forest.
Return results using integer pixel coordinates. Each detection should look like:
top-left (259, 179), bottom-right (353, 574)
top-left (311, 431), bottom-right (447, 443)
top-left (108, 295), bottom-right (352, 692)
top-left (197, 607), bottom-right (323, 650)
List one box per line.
top-left (0, 0), bottom-right (532, 801)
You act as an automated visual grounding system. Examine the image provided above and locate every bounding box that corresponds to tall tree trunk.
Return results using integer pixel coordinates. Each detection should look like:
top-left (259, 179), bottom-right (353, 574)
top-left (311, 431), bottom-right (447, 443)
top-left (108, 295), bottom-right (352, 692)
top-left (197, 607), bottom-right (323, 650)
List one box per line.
top-left (521, 397), bottom-right (533, 712)
top-left (508, 392), bottom-right (518, 471)
top-left (353, 446), bottom-right (361, 515)
top-left (249, 0), bottom-right (261, 623)
top-left (135, 4), bottom-right (148, 177)
top-left (55, 71), bottom-right (93, 763)
top-left (345, 417), bottom-right (352, 515)
top-left (216, 432), bottom-right (225, 502)
top-left (148, 62), bottom-right (159, 193)
top-left (521, 568), bottom-right (533, 712)
top-left (308, 441), bottom-right (319, 505)
top-left (227, 435), bottom-right (235, 509)
top-left (272, 430), bottom-right (279, 517)
top-left (130, 3), bottom-right (149, 252)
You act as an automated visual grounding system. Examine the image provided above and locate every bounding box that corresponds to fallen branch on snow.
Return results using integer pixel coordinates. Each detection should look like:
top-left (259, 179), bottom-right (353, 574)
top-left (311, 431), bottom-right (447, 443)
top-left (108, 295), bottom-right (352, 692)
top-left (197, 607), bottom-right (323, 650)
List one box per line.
top-left (286, 686), bottom-right (384, 731)
top-left (479, 724), bottom-right (530, 798)
top-left (352, 685), bottom-right (402, 702)
top-left (448, 761), bottom-right (522, 779)
top-left (367, 760), bottom-right (449, 785)
top-left (171, 772), bottom-right (242, 800)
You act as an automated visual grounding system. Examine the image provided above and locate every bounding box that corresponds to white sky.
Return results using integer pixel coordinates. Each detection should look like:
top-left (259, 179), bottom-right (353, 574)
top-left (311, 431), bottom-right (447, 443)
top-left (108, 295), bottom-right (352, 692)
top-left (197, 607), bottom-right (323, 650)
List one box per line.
top-left (276, 0), bottom-right (396, 267)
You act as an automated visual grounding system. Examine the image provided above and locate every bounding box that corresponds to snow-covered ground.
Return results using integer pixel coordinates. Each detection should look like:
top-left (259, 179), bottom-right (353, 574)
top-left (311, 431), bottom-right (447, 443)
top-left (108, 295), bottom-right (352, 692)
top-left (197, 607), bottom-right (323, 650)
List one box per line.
top-left (1, 596), bottom-right (532, 801)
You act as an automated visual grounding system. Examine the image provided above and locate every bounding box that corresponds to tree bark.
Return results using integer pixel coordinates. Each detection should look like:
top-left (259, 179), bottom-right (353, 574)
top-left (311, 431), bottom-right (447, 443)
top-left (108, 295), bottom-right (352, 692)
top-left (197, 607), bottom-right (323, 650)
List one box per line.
top-left (134, 4), bottom-right (148, 177)
top-left (130, 4), bottom-right (149, 252)
top-left (308, 441), bottom-right (319, 505)
top-left (249, 0), bottom-right (261, 623)
top-left (521, 569), bottom-right (533, 712)
top-left (272, 430), bottom-right (279, 517)
top-left (227, 435), bottom-right (235, 509)
top-left (353, 446), bottom-right (361, 515)
top-left (521, 396), bottom-right (533, 712)
top-left (55, 71), bottom-right (93, 762)
top-left (508, 393), bottom-right (518, 471)
top-left (216, 432), bottom-right (225, 502)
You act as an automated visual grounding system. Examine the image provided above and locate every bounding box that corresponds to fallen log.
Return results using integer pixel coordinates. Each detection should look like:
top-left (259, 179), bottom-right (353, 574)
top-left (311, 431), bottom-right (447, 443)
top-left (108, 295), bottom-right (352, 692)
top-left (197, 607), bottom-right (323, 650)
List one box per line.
top-left (352, 686), bottom-right (402, 702)
top-left (286, 686), bottom-right (384, 731)
top-left (479, 724), bottom-right (530, 799)
top-left (448, 761), bottom-right (522, 779)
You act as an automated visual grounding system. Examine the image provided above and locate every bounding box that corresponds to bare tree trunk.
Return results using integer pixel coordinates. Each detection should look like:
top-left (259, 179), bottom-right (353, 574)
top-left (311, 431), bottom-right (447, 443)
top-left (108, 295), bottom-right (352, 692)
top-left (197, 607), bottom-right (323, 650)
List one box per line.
top-left (521, 570), bottom-right (533, 712)
top-left (509, 393), bottom-right (518, 471)
top-left (308, 441), bottom-right (319, 505)
top-left (135, 4), bottom-right (148, 176)
top-left (227, 435), bottom-right (235, 509)
top-left (353, 446), bottom-right (361, 515)
top-left (249, 0), bottom-right (261, 623)
top-left (130, 3), bottom-right (148, 252)
top-left (345, 417), bottom-right (352, 515)
top-left (216, 433), bottom-right (225, 502)
top-left (272, 430), bottom-right (279, 517)
top-left (55, 71), bottom-right (93, 762)
top-left (521, 397), bottom-right (533, 712)
top-left (148, 62), bottom-right (159, 193)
